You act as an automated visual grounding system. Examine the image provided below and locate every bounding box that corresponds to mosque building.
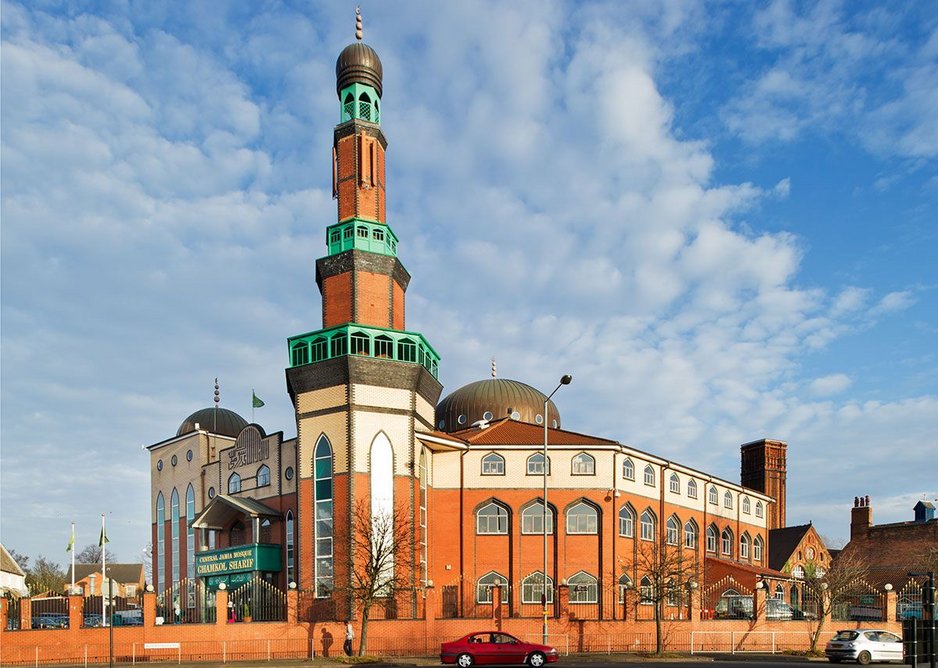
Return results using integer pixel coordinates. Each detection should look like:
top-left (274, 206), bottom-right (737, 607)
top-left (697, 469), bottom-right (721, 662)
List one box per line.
top-left (147, 12), bottom-right (786, 621)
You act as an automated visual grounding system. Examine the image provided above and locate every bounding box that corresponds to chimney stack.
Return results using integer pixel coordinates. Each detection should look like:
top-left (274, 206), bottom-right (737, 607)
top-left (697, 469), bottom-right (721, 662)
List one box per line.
top-left (850, 494), bottom-right (873, 540)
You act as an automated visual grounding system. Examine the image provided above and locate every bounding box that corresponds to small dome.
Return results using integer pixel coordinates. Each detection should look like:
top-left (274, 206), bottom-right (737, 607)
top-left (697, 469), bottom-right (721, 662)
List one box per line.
top-left (336, 42), bottom-right (383, 98)
top-left (436, 378), bottom-right (562, 433)
top-left (177, 407), bottom-right (248, 438)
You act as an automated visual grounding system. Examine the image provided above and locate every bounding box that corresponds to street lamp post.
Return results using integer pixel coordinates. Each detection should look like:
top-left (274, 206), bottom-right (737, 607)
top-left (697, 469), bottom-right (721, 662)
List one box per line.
top-left (543, 374), bottom-right (572, 645)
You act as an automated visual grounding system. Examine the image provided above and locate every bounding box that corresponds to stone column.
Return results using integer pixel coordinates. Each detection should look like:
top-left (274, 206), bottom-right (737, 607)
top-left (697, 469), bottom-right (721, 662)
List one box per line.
top-left (885, 588), bottom-right (896, 622)
top-left (0, 597), bottom-right (7, 632)
top-left (287, 587), bottom-right (298, 624)
top-left (558, 584), bottom-right (570, 620)
top-left (754, 584), bottom-right (766, 622)
top-left (493, 585), bottom-right (503, 630)
top-left (689, 583), bottom-right (701, 623)
top-left (216, 589), bottom-right (229, 626)
top-left (68, 594), bottom-right (84, 630)
top-left (20, 597), bottom-right (31, 630)
top-left (143, 589), bottom-right (157, 627)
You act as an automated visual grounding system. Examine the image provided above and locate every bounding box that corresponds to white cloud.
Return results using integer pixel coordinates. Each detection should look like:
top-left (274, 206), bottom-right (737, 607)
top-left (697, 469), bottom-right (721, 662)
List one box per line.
top-left (809, 374), bottom-right (852, 397)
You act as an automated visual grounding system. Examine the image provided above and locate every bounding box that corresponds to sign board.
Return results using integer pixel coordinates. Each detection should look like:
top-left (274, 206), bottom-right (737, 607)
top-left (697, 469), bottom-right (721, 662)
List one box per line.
top-left (144, 643), bottom-right (180, 649)
top-left (195, 544), bottom-right (281, 578)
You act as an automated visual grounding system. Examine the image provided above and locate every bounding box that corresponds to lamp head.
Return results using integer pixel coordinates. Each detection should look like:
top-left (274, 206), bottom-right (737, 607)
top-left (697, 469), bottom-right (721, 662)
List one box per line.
top-left (560, 375), bottom-right (572, 385)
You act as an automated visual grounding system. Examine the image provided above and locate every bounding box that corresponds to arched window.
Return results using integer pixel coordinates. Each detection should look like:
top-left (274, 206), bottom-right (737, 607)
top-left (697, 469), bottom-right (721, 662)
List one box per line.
top-left (476, 571), bottom-right (509, 604)
top-left (521, 501), bottom-right (553, 535)
top-left (358, 91), bottom-right (372, 121)
top-left (687, 479), bottom-right (698, 498)
top-left (291, 341), bottom-right (309, 366)
top-left (170, 488), bottom-right (179, 586)
top-left (643, 464), bottom-right (656, 486)
top-left (351, 330), bottom-right (370, 355)
top-left (476, 502), bottom-right (509, 535)
top-left (343, 93), bottom-right (354, 119)
top-left (792, 565), bottom-right (805, 579)
top-left (753, 536), bottom-right (764, 562)
top-left (709, 486), bottom-right (718, 505)
top-left (527, 452), bottom-right (550, 475)
top-left (185, 484), bottom-right (195, 582)
top-left (481, 452), bottom-right (505, 475)
top-left (374, 335), bottom-right (393, 358)
top-left (230, 520), bottom-right (245, 546)
top-left (568, 571), bottom-right (598, 604)
top-left (314, 435), bottom-right (334, 598)
top-left (571, 452), bottom-right (595, 475)
top-left (724, 491), bottom-right (733, 509)
top-left (684, 519), bottom-right (698, 549)
top-left (669, 473), bottom-right (680, 494)
top-left (742, 496), bottom-right (751, 514)
top-left (622, 458), bottom-right (635, 480)
top-left (706, 524), bottom-right (718, 552)
top-left (740, 533), bottom-right (751, 559)
top-left (618, 573), bottom-right (633, 603)
top-left (639, 576), bottom-right (655, 604)
top-left (640, 509), bottom-right (656, 541)
top-left (155, 492), bottom-right (164, 594)
top-left (618, 505), bottom-right (635, 537)
top-left (775, 583), bottom-right (785, 600)
top-left (286, 510), bottom-right (295, 584)
top-left (260, 518), bottom-right (272, 543)
top-left (755, 501), bottom-right (764, 518)
top-left (228, 472), bottom-right (241, 494)
top-left (522, 572), bottom-right (553, 604)
top-left (257, 464), bottom-right (270, 487)
top-left (721, 527), bottom-right (734, 556)
top-left (566, 501), bottom-right (598, 534)
top-left (666, 516), bottom-right (680, 545)
top-left (790, 585), bottom-right (799, 610)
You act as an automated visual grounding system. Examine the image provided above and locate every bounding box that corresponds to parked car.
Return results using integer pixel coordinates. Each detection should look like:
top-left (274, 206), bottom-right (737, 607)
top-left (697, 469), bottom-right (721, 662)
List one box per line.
top-left (31, 614), bottom-right (68, 629)
top-left (825, 629), bottom-right (903, 664)
top-left (441, 631), bottom-right (559, 667)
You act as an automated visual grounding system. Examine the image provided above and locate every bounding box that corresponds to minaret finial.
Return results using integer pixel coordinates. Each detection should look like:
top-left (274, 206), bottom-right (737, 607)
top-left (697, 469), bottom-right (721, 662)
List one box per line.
top-left (213, 378), bottom-right (220, 407)
top-left (355, 7), bottom-right (363, 41)
top-left (491, 358), bottom-right (497, 378)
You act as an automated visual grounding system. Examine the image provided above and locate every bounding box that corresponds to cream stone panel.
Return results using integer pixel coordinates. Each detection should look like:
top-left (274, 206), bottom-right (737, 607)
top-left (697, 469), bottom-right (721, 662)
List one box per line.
top-left (352, 411), bottom-right (413, 474)
top-left (297, 386), bottom-right (347, 414)
top-left (415, 395), bottom-right (435, 425)
top-left (151, 433), bottom-right (202, 517)
top-left (430, 451), bottom-right (462, 488)
top-left (298, 413), bottom-right (349, 478)
top-left (352, 384), bottom-right (411, 411)
top-left (282, 439), bottom-right (298, 494)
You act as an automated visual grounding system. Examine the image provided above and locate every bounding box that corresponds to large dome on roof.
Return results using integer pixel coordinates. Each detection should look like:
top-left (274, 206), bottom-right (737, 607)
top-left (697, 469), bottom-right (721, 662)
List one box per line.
top-left (436, 378), bottom-right (563, 433)
top-left (336, 42), bottom-right (383, 97)
top-left (176, 407), bottom-right (248, 438)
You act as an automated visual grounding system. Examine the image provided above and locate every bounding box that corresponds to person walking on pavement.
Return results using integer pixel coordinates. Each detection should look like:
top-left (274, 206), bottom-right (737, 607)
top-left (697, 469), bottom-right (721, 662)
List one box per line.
top-left (344, 619), bottom-right (355, 656)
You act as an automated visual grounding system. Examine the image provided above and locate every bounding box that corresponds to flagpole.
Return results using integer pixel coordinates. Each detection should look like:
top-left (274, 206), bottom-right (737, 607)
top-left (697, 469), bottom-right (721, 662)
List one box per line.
top-left (252, 388), bottom-right (255, 423)
top-left (101, 513), bottom-right (107, 627)
top-left (71, 522), bottom-right (76, 592)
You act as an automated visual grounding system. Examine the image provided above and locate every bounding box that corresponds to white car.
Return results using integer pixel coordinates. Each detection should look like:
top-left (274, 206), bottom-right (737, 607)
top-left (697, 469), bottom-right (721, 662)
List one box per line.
top-left (825, 629), bottom-right (903, 664)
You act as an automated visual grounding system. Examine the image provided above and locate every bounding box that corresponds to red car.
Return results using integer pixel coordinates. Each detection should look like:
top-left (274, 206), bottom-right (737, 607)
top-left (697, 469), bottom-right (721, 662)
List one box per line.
top-left (441, 631), bottom-right (559, 667)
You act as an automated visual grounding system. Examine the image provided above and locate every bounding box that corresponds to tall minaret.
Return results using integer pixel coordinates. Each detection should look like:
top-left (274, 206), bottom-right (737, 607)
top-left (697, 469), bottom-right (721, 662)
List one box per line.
top-left (286, 10), bottom-right (443, 611)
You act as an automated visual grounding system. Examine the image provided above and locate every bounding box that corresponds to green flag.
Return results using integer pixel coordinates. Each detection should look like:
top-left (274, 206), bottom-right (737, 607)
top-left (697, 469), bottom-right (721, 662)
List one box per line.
top-left (99, 526), bottom-right (109, 547)
top-left (66, 534), bottom-right (74, 553)
top-left (252, 391), bottom-right (265, 408)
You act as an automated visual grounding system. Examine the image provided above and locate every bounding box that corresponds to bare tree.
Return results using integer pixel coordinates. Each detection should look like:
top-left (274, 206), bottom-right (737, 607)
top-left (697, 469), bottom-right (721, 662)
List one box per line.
top-left (26, 555), bottom-right (67, 595)
top-left (75, 543), bottom-right (117, 564)
top-left (342, 500), bottom-right (413, 656)
top-left (803, 553), bottom-right (870, 652)
top-left (623, 539), bottom-right (699, 654)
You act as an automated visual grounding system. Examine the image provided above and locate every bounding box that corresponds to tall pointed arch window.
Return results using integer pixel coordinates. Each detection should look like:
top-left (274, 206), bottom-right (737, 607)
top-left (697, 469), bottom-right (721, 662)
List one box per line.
top-left (477, 502), bottom-right (509, 535)
top-left (724, 491), bottom-right (733, 509)
top-left (571, 453), bottom-right (595, 475)
top-left (481, 452), bottom-right (505, 475)
top-left (314, 435), bottom-right (334, 598)
top-left (721, 527), bottom-right (734, 556)
top-left (185, 484), bottom-right (195, 583)
top-left (740, 533), bottom-right (751, 559)
top-left (568, 571), bottom-right (598, 604)
top-left (228, 472), bottom-right (241, 494)
top-left (640, 508), bottom-right (657, 541)
top-left (257, 464), bottom-right (270, 487)
top-left (618, 505), bottom-right (635, 537)
top-left (521, 572), bottom-right (553, 604)
top-left (419, 448), bottom-right (428, 584)
top-left (666, 516), bottom-right (680, 545)
top-left (170, 488), bottom-right (179, 586)
top-left (566, 501), bottom-right (598, 534)
top-left (155, 493), bottom-right (164, 594)
top-left (521, 501), bottom-right (553, 535)
top-left (622, 458), bottom-right (635, 480)
top-left (742, 496), bottom-right (751, 514)
top-left (709, 486), bottom-right (718, 505)
top-left (687, 479), bottom-right (698, 498)
top-left (643, 464), bottom-right (656, 486)
top-left (755, 501), bottom-right (764, 518)
top-left (753, 535), bottom-right (764, 562)
top-left (286, 510), bottom-right (295, 584)
top-left (706, 524), bottom-right (718, 552)
top-left (477, 571), bottom-right (509, 604)
top-left (640, 576), bottom-right (655, 604)
top-left (684, 519), bottom-right (698, 549)
top-left (527, 452), bottom-right (550, 475)
top-left (618, 573), bottom-right (633, 603)
top-left (670, 473), bottom-right (681, 494)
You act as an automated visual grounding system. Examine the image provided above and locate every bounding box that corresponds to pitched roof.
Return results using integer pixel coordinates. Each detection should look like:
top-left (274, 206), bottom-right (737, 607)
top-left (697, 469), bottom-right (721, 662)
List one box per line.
top-left (66, 563), bottom-right (144, 584)
top-left (0, 543), bottom-right (26, 576)
top-left (448, 418), bottom-right (620, 447)
top-left (705, 555), bottom-right (789, 580)
top-left (768, 524), bottom-right (813, 571)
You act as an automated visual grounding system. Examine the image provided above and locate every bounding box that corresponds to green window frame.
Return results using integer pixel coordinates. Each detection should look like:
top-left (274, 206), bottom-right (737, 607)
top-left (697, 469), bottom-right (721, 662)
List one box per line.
top-left (291, 341), bottom-right (309, 367)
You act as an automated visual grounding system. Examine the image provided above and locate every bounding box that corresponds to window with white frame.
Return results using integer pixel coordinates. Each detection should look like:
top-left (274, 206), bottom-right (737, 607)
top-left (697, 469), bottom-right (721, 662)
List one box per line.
top-left (476, 571), bottom-right (509, 604)
top-left (640, 509), bottom-right (656, 541)
top-left (740, 533), bottom-right (750, 559)
top-left (568, 571), bottom-right (598, 604)
top-left (619, 506), bottom-right (635, 537)
top-left (228, 472), bottom-right (241, 494)
top-left (618, 574), bottom-right (633, 603)
top-left (481, 452), bottom-right (505, 475)
top-left (724, 491), bottom-right (733, 509)
top-left (521, 501), bottom-right (553, 535)
top-left (792, 565), bottom-right (805, 579)
top-left (639, 576), bottom-right (655, 604)
top-left (257, 464), bottom-right (271, 487)
top-left (476, 502), bottom-right (509, 534)
top-left (666, 516), bottom-right (680, 545)
top-left (687, 479), bottom-right (698, 498)
top-left (721, 527), bottom-right (734, 555)
top-left (567, 501), bottom-right (598, 534)
top-left (709, 486), bottom-right (718, 505)
top-left (755, 501), bottom-right (764, 518)
top-left (753, 536), bottom-right (764, 562)
top-left (775, 583), bottom-right (784, 600)
top-left (643, 464), bottom-right (656, 486)
top-left (742, 496), bottom-right (751, 514)
top-left (684, 520), bottom-right (698, 549)
top-left (670, 473), bottom-right (680, 494)
top-left (622, 458), bottom-right (635, 480)
top-left (526, 452), bottom-right (549, 475)
top-left (571, 452), bottom-right (595, 475)
top-left (521, 572), bottom-right (553, 604)
top-left (706, 525), bottom-right (717, 552)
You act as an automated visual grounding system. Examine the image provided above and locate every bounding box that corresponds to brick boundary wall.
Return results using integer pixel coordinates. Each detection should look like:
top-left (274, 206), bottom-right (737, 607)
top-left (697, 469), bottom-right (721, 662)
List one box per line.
top-left (0, 588), bottom-right (902, 665)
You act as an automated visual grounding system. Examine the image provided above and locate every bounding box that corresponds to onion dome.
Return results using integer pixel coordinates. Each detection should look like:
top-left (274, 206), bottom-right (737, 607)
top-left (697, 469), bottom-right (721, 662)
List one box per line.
top-left (336, 8), bottom-right (383, 97)
top-left (176, 407), bottom-right (248, 438)
top-left (436, 378), bottom-right (563, 433)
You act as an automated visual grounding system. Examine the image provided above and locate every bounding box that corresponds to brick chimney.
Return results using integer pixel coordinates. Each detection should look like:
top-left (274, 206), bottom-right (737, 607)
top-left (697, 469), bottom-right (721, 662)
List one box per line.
top-left (850, 494), bottom-right (872, 540)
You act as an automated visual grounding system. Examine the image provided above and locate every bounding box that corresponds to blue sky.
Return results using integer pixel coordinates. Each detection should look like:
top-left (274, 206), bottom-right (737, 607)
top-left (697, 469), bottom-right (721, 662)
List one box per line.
top-left (1, 1), bottom-right (936, 568)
